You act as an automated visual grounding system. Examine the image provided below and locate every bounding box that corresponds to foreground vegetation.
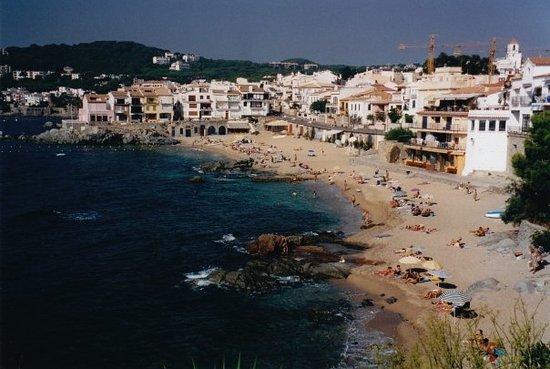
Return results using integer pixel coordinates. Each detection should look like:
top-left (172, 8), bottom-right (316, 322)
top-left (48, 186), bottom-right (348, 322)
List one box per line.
top-left (374, 300), bottom-right (549, 369)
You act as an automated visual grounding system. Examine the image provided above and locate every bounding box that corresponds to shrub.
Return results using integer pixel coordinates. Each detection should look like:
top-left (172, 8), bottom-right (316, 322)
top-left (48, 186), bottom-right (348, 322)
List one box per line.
top-left (385, 127), bottom-right (414, 142)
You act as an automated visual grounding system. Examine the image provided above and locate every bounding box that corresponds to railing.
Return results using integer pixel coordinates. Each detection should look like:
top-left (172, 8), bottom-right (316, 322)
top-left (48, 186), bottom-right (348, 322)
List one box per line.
top-left (413, 122), bottom-right (468, 132)
top-left (405, 138), bottom-right (465, 151)
top-left (510, 95), bottom-right (531, 107)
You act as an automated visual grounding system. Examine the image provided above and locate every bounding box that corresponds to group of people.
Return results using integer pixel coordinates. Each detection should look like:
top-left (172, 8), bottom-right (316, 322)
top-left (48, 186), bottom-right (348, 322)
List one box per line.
top-left (471, 329), bottom-right (506, 366)
top-left (471, 226), bottom-right (491, 237)
top-left (405, 224), bottom-right (437, 234)
top-left (447, 237), bottom-right (465, 248)
top-left (411, 204), bottom-right (434, 217)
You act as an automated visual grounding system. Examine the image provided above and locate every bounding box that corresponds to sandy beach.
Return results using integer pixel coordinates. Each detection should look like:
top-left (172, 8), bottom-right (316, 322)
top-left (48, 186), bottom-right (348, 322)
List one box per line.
top-left (183, 129), bottom-right (549, 347)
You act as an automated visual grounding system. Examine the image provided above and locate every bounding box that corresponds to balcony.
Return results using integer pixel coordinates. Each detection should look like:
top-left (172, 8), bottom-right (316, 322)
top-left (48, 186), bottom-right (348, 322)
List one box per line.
top-left (404, 138), bottom-right (465, 152)
top-left (510, 95), bottom-right (531, 108)
top-left (413, 121), bottom-right (468, 133)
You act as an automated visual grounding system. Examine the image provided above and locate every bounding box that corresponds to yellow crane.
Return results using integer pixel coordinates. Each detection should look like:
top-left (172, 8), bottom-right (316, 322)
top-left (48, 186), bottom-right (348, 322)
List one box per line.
top-left (399, 34), bottom-right (497, 76)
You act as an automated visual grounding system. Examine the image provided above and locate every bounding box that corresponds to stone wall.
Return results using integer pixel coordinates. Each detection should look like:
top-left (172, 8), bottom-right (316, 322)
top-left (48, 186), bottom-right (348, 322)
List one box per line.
top-left (518, 220), bottom-right (547, 253)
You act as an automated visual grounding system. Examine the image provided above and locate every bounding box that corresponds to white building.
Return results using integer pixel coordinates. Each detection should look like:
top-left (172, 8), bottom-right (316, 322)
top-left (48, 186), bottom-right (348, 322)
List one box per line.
top-left (495, 38), bottom-right (522, 80)
top-left (153, 56), bottom-right (171, 65)
top-left (509, 57), bottom-right (550, 131)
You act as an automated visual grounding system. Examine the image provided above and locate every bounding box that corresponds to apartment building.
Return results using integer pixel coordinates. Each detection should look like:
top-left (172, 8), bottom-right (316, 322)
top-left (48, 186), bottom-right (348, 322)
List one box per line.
top-left (78, 94), bottom-right (113, 123)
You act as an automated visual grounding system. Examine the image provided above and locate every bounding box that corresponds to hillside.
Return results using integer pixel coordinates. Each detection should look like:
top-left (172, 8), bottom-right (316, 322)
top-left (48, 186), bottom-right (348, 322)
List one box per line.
top-left (1, 41), bottom-right (350, 92)
top-left (1, 41), bottom-right (167, 75)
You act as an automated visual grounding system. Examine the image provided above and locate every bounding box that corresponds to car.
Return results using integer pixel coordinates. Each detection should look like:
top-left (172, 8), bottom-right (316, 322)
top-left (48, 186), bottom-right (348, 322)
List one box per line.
top-left (307, 149), bottom-right (316, 157)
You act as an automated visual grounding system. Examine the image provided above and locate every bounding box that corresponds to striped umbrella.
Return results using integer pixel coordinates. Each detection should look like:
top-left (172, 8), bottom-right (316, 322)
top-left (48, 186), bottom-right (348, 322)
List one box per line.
top-left (439, 290), bottom-right (471, 307)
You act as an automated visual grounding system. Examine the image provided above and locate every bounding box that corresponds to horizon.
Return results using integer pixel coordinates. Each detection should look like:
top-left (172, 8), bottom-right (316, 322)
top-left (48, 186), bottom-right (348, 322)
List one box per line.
top-left (1, 0), bottom-right (549, 66)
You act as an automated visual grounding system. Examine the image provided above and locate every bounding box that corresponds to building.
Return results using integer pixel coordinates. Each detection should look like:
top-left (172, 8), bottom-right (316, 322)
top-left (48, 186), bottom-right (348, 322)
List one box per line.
top-left (239, 84), bottom-right (270, 117)
top-left (495, 38), bottom-right (522, 80)
top-left (78, 94), bottom-right (113, 123)
top-left (508, 57), bottom-right (550, 131)
top-left (153, 56), bottom-right (171, 65)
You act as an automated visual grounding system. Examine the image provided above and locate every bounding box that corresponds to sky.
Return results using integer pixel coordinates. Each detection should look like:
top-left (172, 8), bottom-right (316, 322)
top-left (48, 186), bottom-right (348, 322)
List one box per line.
top-left (1, 0), bottom-right (549, 66)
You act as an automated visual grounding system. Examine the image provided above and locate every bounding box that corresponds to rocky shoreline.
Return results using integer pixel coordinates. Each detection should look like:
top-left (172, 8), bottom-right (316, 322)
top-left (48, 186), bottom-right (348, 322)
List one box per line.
top-left (7, 125), bottom-right (179, 146)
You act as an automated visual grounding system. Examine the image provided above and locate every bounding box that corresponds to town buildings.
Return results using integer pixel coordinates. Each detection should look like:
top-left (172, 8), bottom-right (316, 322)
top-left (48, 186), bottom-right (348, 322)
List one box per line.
top-left (3, 40), bottom-right (548, 178)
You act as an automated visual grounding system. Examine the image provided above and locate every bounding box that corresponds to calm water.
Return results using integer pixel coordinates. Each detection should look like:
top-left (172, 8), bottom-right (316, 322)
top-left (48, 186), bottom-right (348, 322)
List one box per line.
top-left (0, 117), bottom-right (372, 369)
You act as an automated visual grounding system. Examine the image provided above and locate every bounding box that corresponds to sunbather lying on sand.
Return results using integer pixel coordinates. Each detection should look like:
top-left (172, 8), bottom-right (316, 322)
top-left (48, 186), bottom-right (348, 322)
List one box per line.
top-left (402, 271), bottom-right (421, 284)
top-left (471, 226), bottom-right (490, 237)
top-left (375, 266), bottom-right (396, 277)
top-left (432, 300), bottom-right (454, 313)
top-left (423, 289), bottom-right (443, 299)
top-left (447, 237), bottom-right (464, 248)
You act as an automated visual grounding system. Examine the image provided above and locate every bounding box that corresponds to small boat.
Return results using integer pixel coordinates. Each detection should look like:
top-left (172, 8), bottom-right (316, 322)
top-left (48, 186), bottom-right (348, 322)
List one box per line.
top-left (56, 153), bottom-right (66, 157)
top-left (485, 210), bottom-right (504, 219)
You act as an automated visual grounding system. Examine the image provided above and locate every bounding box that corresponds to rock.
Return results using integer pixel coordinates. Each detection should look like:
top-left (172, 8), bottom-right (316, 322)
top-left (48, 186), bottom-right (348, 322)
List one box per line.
top-left (518, 220), bottom-right (547, 254)
top-left (514, 280), bottom-right (537, 294)
top-left (384, 297), bottom-right (398, 304)
top-left (200, 158), bottom-right (253, 173)
top-left (361, 298), bottom-right (374, 307)
top-left (30, 126), bottom-right (177, 146)
top-left (190, 176), bottom-right (205, 183)
top-left (486, 238), bottom-right (517, 254)
top-left (466, 278), bottom-right (500, 295)
top-left (43, 121), bottom-right (54, 129)
top-left (247, 234), bottom-right (290, 257)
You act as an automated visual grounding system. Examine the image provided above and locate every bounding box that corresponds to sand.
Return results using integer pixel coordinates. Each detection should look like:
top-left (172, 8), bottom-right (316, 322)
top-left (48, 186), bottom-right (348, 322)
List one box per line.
top-left (182, 130), bottom-right (550, 347)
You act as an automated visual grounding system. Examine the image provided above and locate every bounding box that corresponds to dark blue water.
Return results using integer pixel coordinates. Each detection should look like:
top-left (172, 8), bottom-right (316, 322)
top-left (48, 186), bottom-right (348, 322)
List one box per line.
top-left (0, 117), bottom-right (366, 369)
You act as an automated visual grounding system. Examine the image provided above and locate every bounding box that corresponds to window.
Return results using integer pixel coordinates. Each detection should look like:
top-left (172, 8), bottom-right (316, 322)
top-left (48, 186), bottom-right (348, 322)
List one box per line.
top-left (470, 120), bottom-right (475, 131)
top-left (412, 100), bottom-right (416, 108)
top-left (499, 120), bottom-right (506, 131)
top-left (489, 120), bottom-right (496, 131)
top-left (434, 117), bottom-right (441, 123)
top-left (189, 95), bottom-right (196, 102)
top-left (479, 120), bottom-right (486, 131)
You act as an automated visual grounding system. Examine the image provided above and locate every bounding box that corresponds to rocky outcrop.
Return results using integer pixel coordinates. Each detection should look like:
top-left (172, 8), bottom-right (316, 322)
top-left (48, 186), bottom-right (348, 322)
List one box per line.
top-left (191, 231), bottom-right (355, 291)
top-left (30, 126), bottom-right (178, 145)
top-left (199, 158), bottom-right (254, 172)
top-left (247, 234), bottom-right (290, 256)
top-left (518, 220), bottom-right (547, 254)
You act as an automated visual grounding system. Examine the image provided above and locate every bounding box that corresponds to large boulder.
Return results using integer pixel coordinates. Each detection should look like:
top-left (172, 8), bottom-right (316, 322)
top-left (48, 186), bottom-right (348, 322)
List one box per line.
top-left (466, 278), bottom-right (500, 295)
top-left (518, 220), bottom-right (547, 254)
top-left (247, 234), bottom-right (290, 256)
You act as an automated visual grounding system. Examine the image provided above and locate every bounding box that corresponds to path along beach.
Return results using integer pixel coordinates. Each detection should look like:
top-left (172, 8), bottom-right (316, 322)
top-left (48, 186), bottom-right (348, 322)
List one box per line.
top-left (184, 129), bottom-right (549, 347)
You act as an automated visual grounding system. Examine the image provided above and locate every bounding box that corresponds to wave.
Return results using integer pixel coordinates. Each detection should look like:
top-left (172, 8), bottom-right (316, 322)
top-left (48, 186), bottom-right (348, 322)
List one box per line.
top-left (183, 266), bottom-right (219, 288)
top-left (64, 211), bottom-right (100, 222)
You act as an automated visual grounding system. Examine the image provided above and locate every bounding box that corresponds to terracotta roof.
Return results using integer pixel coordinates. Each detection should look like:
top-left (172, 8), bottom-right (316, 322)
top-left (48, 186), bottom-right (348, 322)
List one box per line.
top-left (528, 57), bottom-right (550, 66)
top-left (110, 91), bottom-right (128, 97)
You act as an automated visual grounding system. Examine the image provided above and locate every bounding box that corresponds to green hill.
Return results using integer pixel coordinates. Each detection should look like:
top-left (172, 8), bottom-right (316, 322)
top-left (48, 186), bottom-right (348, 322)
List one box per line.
top-left (1, 41), bottom-right (167, 74)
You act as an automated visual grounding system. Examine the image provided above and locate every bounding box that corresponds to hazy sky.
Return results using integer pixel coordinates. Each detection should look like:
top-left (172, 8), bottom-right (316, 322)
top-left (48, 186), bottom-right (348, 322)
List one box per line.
top-left (2, 0), bottom-right (549, 65)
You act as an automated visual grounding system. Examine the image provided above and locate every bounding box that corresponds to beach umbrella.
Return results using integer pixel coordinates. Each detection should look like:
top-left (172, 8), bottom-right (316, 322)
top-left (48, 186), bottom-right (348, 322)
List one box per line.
top-left (422, 260), bottom-right (442, 270)
top-left (428, 269), bottom-right (451, 279)
top-left (393, 190), bottom-right (407, 197)
top-left (439, 290), bottom-right (471, 307)
top-left (398, 256), bottom-right (422, 264)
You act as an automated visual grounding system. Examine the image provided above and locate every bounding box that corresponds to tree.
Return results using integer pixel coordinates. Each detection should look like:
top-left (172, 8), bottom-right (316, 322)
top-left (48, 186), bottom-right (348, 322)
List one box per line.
top-left (310, 100), bottom-right (327, 113)
top-left (385, 127), bottom-right (414, 142)
top-left (502, 111), bottom-right (550, 225)
top-left (388, 108), bottom-right (402, 123)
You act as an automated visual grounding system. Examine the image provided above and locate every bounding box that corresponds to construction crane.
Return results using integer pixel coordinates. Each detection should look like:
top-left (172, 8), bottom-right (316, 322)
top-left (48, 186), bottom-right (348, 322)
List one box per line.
top-left (399, 34), bottom-right (497, 75)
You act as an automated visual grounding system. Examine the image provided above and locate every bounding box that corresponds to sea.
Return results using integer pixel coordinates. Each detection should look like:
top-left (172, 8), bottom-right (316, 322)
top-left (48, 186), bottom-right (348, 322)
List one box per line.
top-left (0, 117), bottom-right (388, 369)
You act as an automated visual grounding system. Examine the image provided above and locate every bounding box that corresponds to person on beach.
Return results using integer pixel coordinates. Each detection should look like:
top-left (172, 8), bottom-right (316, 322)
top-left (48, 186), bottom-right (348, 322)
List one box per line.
top-left (529, 246), bottom-right (543, 273)
top-left (473, 188), bottom-right (479, 201)
top-left (344, 180), bottom-right (348, 191)
top-left (351, 194), bottom-right (356, 207)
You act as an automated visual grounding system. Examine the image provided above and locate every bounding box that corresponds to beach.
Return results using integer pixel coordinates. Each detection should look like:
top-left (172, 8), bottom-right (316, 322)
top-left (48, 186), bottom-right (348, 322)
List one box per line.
top-left (186, 129), bottom-right (550, 347)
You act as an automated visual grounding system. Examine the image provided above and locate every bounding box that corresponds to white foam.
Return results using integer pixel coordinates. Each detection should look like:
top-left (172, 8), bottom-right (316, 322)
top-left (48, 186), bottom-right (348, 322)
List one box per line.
top-left (184, 267), bottom-right (218, 281)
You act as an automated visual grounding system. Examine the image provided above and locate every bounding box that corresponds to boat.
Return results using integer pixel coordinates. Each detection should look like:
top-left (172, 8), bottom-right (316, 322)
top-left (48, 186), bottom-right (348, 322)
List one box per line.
top-left (485, 210), bottom-right (504, 219)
